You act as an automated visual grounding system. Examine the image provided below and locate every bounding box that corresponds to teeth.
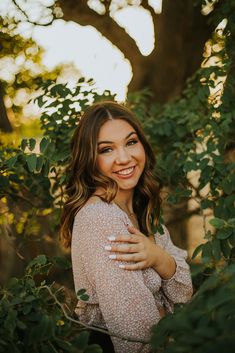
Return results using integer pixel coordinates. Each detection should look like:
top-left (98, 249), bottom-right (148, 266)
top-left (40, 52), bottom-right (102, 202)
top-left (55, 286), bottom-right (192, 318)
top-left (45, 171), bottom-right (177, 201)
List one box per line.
top-left (116, 167), bottom-right (134, 175)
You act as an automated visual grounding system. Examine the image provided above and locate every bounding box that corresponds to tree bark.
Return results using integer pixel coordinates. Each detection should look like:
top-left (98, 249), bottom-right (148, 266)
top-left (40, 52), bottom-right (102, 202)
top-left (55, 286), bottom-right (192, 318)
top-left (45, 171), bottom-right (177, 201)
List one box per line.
top-left (0, 82), bottom-right (12, 132)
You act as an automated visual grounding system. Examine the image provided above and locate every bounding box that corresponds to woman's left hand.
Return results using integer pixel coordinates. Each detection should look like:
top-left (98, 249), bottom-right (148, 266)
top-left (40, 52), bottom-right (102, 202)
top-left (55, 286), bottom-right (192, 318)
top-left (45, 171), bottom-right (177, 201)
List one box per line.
top-left (105, 226), bottom-right (160, 270)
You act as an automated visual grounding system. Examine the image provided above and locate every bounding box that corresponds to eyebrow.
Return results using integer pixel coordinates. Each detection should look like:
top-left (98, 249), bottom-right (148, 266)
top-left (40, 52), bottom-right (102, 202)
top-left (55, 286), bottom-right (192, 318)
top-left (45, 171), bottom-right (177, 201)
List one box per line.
top-left (98, 131), bottom-right (137, 146)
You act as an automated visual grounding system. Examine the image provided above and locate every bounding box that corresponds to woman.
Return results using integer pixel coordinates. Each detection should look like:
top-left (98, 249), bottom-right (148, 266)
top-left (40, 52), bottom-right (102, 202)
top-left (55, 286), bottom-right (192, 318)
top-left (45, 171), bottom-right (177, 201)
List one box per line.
top-left (60, 101), bottom-right (193, 353)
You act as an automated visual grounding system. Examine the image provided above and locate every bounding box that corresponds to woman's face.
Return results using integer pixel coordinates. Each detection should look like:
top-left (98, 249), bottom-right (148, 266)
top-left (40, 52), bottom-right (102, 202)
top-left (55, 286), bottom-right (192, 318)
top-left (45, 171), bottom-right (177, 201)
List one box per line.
top-left (96, 119), bottom-right (146, 193)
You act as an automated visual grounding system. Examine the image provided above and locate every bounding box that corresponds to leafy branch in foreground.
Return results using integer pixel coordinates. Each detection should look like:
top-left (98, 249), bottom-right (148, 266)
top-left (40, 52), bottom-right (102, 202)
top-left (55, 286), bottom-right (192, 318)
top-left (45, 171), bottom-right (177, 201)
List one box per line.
top-left (0, 254), bottom-right (103, 353)
top-left (0, 255), bottom-right (149, 353)
top-left (151, 263), bottom-right (235, 353)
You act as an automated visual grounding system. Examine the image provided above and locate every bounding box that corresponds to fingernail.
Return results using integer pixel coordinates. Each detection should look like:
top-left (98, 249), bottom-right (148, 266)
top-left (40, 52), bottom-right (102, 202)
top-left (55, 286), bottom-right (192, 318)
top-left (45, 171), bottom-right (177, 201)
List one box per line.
top-left (119, 264), bottom-right (125, 269)
top-left (104, 245), bottom-right (112, 251)
top-left (108, 236), bottom-right (116, 241)
top-left (109, 254), bottom-right (117, 259)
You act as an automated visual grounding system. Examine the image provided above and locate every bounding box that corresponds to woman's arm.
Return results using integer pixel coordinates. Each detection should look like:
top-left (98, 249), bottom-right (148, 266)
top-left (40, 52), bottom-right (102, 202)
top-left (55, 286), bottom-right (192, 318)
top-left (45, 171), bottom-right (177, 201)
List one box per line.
top-left (106, 225), bottom-right (193, 303)
top-left (105, 225), bottom-right (176, 278)
top-left (72, 203), bottom-right (161, 353)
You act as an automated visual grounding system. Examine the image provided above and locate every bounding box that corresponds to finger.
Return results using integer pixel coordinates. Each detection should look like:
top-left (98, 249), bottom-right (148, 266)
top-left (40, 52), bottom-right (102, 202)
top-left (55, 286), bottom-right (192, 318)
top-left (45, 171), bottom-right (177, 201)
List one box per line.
top-left (127, 226), bottom-right (141, 235)
top-left (119, 261), bottom-right (147, 271)
top-left (105, 243), bottom-right (140, 253)
top-left (108, 252), bottom-right (144, 262)
top-left (107, 233), bottom-right (139, 243)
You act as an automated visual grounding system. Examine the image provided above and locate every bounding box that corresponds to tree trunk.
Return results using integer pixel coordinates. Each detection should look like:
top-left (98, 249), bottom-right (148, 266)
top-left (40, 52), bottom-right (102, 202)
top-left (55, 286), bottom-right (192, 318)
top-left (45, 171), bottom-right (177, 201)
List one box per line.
top-left (138, 0), bottom-right (213, 102)
top-left (0, 82), bottom-right (12, 132)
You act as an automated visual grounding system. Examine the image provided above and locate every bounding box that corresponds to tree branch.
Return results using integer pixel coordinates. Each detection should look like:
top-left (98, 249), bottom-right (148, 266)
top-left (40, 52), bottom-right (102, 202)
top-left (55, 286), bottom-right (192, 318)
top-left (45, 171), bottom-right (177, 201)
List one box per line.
top-left (44, 284), bottom-right (149, 344)
top-left (141, 0), bottom-right (157, 18)
top-left (11, 0), bottom-right (54, 26)
top-left (59, 0), bottom-right (144, 68)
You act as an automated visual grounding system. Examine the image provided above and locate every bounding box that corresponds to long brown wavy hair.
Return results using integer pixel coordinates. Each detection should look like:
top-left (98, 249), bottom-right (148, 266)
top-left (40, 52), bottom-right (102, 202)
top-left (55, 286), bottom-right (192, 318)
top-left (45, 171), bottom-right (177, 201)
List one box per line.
top-left (60, 101), bottom-right (161, 247)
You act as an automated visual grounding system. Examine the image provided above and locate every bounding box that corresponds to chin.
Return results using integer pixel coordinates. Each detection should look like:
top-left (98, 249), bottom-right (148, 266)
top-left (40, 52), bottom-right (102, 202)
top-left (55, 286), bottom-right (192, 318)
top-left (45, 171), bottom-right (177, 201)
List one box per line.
top-left (117, 181), bottom-right (139, 190)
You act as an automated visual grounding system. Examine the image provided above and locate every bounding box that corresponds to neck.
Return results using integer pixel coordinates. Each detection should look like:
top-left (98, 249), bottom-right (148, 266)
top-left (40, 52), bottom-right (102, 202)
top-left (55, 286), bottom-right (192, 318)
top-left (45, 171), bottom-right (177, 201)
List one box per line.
top-left (94, 187), bottom-right (134, 214)
top-left (114, 189), bottom-right (134, 214)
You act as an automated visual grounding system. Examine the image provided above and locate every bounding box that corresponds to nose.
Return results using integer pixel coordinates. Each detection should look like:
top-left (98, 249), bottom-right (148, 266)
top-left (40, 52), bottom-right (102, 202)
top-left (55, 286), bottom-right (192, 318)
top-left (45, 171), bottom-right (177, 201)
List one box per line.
top-left (115, 147), bottom-right (132, 164)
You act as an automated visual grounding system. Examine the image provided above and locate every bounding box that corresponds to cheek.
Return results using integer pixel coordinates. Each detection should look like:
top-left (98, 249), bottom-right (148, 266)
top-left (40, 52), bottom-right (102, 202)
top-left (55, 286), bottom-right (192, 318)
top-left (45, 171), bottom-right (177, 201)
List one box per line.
top-left (96, 155), bottom-right (110, 174)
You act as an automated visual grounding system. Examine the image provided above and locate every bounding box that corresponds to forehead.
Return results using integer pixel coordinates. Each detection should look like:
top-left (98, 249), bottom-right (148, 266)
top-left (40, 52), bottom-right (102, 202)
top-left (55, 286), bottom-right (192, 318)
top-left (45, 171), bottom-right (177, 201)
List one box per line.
top-left (98, 119), bottom-right (135, 141)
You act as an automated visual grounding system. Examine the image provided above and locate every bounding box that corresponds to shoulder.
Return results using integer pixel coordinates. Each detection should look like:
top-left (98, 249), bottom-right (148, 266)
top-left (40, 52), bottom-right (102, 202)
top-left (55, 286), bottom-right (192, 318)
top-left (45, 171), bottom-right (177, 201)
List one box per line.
top-left (73, 199), bottom-right (125, 231)
top-left (72, 199), bottom-right (129, 246)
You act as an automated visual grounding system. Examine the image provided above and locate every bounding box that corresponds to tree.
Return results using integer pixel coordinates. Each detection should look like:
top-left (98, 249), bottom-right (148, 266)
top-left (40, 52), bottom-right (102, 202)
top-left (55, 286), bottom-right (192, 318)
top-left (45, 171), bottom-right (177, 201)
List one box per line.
top-left (60, 0), bottom-right (215, 102)
top-left (8, 0), bottom-right (217, 102)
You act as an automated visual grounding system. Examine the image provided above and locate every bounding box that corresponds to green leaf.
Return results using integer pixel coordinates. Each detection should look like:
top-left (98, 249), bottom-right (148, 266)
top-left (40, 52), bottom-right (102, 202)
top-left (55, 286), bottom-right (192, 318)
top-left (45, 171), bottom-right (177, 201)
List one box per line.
top-left (201, 199), bottom-right (214, 209)
top-left (228, 218), bottom-right (235, 227)
top-left (77, 288), bottom-right (87, 296)
top-left (184, 160), bottom-right (198, 172)
top-left (27, 254), bottom-right (48, 269)
top-left (21, 139), bottom-right (28, 151)
top-left (28, 314), bottom-right (52, 344)
top-left (53, 149), bottom-right (69, 162)
top-left (36, 155), bottom-right (44, 172)
top-left (4, 309), bottom-right (17, 333)
top-left (40, 137), bottom-right (50, 153)
top-left (28, 138), bottom-right (36, 151)
top-left (52, 256), bottom-right (71, 269)
top-left (221, 174), bottom-right (235, 194)
top-left (199, 158), bottom-right (209, 170)
top-left (7, 155), bottom-right (18, 168)
top-left (192, 244), bottom-right (204, 259)
top-left (209, 218), bottom-right (226, 229)
top-left (201, 241), bottom-right (213, 262)
top-left (37, 95), bottom-right (44, 108)
top-left (72, 331), bottom-right (89, 350)
top-left (26, 154), bottom-right (37, 172)
top-left (216, 228), bottom-right (233, 239)
top-left (220, 239), bottom-right (231, 258)
top-left (80, 294), bottom-right (89, 301)
top-left (55, 339), bottom-right (72, 351)
top-left (42, 159), bottom-right (50, 177)
top-left (17, 320), bottom-right (27, 330)
top-left (211, 239), bottom-right (221, 261)
top-left (25, 295), bottom-right (36, 303)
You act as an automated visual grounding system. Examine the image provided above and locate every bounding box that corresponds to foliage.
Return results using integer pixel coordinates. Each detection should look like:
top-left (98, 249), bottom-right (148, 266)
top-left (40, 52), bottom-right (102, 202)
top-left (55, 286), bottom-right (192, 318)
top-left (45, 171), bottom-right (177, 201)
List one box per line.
top-left (0, 254), bottom-right (102, 353)
top-left (150, 263), bottom-right (235, 353)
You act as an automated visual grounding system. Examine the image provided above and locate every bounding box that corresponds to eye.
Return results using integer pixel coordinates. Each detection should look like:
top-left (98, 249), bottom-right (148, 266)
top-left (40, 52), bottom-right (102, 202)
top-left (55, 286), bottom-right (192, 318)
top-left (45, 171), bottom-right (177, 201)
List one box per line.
top-left (127, 139), bottom-right (138, 146)
top-left (98, 147), bottom-right (113, 154)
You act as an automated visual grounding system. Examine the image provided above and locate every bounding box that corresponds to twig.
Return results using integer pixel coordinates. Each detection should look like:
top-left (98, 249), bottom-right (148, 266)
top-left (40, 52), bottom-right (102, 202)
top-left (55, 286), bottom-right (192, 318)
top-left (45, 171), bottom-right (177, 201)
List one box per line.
top-left (43, 285), bottom-right (149, 345)
top-left (12, 0), bottom-right (54, 26)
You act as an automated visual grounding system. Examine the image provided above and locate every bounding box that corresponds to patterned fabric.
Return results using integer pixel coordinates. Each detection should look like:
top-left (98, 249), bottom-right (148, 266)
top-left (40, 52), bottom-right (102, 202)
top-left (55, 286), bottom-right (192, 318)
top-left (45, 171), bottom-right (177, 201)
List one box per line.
top-left (71, 200), bottom-right (193, 353)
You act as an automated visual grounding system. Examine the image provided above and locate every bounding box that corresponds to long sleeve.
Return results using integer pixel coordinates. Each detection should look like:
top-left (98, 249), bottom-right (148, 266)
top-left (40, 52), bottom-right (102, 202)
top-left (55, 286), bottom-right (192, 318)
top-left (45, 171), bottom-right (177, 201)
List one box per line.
top-left (155, 226), bottom-right (193, 306)
top-left (72, 202), bottom-right (160, 353)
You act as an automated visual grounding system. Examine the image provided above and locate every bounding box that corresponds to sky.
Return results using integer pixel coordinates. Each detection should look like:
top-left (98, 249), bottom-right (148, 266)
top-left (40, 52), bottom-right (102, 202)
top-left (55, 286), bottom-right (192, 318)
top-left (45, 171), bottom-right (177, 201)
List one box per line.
top-left (1, 0), bottom-right (162, 100)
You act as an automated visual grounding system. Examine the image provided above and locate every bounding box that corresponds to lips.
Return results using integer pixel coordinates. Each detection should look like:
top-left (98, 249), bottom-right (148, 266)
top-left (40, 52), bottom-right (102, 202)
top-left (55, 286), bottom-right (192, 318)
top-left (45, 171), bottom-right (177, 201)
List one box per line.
top-left (114, 166), bottom-right (136, 179)
top-left (114, 166), bottom-right (135, 176)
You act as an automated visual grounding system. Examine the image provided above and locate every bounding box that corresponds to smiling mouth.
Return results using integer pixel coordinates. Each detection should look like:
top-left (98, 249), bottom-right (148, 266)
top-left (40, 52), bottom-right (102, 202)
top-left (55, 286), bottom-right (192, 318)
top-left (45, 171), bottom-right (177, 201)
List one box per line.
top-left (115, 166), bottom-right (135, 175)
